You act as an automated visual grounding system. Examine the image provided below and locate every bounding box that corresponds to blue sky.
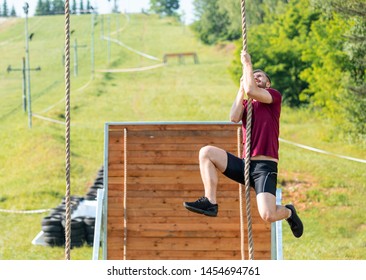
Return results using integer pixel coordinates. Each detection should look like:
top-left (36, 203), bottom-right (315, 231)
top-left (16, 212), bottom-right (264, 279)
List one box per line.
top-left (4, 0), bottom-right (195, 23)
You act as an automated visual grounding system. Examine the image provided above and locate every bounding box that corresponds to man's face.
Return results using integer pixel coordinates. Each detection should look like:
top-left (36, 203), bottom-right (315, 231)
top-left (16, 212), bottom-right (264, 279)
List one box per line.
top-left (254, 71), bottom-right (270, 89)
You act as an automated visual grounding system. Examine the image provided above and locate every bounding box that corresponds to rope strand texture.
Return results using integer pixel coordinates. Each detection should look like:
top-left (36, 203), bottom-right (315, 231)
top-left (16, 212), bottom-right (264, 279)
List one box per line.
top-left (64, 0), bottom-right (71, 260)
top-left (240, 0), bottom-right (254, 260)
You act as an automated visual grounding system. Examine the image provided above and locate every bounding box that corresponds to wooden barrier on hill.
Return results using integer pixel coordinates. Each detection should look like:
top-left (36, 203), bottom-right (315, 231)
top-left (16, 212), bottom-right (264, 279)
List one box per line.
top-left (102, 122), bottom-right (281, 260)
top-left (163, 52), bottom-right (199, 64)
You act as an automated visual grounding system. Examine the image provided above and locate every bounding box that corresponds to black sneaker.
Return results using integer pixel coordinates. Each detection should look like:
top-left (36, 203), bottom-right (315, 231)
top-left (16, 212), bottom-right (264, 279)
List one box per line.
top-left (183, 197), bottom-right (218, 217)
top-left (285, 204), bottom-right (303, 238)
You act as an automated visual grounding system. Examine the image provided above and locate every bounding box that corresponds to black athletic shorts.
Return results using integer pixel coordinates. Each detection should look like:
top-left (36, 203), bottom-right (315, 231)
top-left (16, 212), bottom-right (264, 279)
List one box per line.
top-left (222, 152), bottom-right (278, 196)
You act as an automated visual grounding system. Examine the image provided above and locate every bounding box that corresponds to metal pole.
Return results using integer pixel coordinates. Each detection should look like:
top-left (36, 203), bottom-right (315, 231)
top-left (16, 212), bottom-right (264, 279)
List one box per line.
top-left (22, 57), bottom-right (27, 112)
top-left (7, 61), bottom-right (40, 112)
top-left (72, 38), bottom-right (87, 77)
top-left (24, 2), bottom-right (32, 128)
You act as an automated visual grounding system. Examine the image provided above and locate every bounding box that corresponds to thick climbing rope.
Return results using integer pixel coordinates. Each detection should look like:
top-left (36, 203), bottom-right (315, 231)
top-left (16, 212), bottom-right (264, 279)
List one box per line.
top-left (64, 0), bottom-right (72, 260)
top-left (240, 0), bottom-right (254, 260)
top-left (123, 128), bottom-right (128, 260)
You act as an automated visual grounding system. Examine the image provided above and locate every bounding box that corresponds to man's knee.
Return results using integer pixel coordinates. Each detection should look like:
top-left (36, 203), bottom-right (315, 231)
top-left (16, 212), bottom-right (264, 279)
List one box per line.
top-left (199, 145), bottom-right (214, 161)
top-left (199, 145), bottom-right (227, 172)
top-left (259, 209), bottom-right (277, 223)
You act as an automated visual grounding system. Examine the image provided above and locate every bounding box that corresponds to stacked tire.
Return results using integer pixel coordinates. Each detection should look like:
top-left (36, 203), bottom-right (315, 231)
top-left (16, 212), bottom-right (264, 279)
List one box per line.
top-left (41, 215), bottom-right (65, 247)
top-left (85, 166), bottom-right (104, 201)
top-left (40, 166), bottom-right (103, 248)
top-left (62, 217), bottom-right (86, 248)
top-left (41, 195), bottom-right (84, 247)
top-left (84, 216), bottom-right (96, 246)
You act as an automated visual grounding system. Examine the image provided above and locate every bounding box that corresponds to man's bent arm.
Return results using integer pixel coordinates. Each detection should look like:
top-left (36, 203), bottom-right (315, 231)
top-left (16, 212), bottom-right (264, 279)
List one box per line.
top-left (230, 82), bottom-right (245, 123)
top-left (241, 52), bottom-right (273, 104)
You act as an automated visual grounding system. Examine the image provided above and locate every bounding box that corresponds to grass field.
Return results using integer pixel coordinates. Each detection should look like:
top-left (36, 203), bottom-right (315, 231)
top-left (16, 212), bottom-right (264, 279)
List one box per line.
top-left (0, 13), bottom-right (365, 260)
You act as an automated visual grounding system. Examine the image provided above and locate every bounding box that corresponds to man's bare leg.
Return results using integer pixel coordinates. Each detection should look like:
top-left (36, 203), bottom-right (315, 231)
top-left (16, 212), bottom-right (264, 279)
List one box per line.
top-left (198, 145), bottom-right (228, 204)
top-left (183, 145), bottom-right (227, 217)
top-left (256, 193), bottom-right (291, 223)
top-left (257, 192), bottom-right (304, 238)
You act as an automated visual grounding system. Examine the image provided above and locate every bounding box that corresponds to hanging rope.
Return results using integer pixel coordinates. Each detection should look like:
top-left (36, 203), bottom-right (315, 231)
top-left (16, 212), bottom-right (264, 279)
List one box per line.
top-left (237, 127), bottom-right (245, 260)
top-left (64, 0), bottom-right (72, 260)
top-left (123, 128), bottom-right (128, 260)
top-left (240, 0), bottom-right (254, 260)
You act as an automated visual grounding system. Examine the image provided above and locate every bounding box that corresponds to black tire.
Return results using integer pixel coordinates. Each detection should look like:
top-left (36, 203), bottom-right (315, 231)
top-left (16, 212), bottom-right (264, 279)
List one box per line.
top-left (43, 231), bottom-right (65, 238)
top-left (70, 227), bottom-right (85, 237)
top-left (70, 234), bottom-right (85, 243)
top-left (42, 224), bottom-right (64, 232)
top-left (70, 241), bottom-right (84, 248)
top-left (85, 194), bottom-right (96, 201)
top-left (44, 236), bottom-right (65, 246)
top-left (90, 185), bottom-right (102, 190)
top-left (83, 217), bottom-right (95, 226)
top-left (49, 208), bottom-right (66, 216)
top-left (49, 213), bottom-right (64, 220)
top-left (42, 216), bottom-right (63, 226)
top-left (62, 217), bottom-right (85, 229)
top-left (94, 176), bottom-right (103, 182)
top-left (86, 233), bottom-right (94, 242)
top-left (85, 225), bottom-right (95, 234)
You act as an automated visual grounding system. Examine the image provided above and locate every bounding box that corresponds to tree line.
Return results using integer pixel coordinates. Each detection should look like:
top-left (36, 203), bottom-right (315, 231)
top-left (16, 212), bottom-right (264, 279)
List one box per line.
top-left (0, 0), bottom-right (16, 17)
top-left (35, 0), bottom-right (93, 16)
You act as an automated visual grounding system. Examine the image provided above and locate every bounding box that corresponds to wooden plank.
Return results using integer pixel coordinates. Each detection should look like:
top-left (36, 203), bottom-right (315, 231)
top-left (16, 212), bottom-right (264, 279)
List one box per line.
top-left (126, 229), bottom-right (240, 238)
top-left (107, 176), bottom-right (238, 185)
top-left (125, 250), bottom-right (243, 260)
top-left (108, 208), bottom-right (244, 218)
top-left (107, 182), bottom-right (239, 191)
top-left (124, 250), bottom-right (272, 260)
top-left (107, 197), bottom-right (258, 211)
top-left (120, 237), bottom-right (270, 251)
top-left (109, 143), bottom-right (237, 151)
top-left (107, 249), bottom-right (270, 260)
top-left (110, 190), bottom-right (240, 199)
top-left (109, 135), bottom-right (238, 145)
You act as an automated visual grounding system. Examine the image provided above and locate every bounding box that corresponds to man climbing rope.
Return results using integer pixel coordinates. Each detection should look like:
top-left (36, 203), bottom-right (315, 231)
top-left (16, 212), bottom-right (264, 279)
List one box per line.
top-left (183, 50), bottom-right (304, 238)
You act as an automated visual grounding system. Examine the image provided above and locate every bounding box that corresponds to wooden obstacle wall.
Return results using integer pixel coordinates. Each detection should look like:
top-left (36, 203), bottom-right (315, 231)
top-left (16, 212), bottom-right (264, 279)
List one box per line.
top-left (105, 122), bottom-right (272, 260)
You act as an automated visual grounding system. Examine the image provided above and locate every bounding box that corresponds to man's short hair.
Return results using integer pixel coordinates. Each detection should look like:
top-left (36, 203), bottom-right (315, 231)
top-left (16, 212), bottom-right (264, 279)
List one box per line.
top-left (253, 69), bottom-right (271, 84)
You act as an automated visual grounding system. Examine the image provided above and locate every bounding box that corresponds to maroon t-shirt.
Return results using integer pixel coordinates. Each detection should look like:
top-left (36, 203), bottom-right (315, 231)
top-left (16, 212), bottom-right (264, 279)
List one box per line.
top-left (242, 88), bottom-right (282, 159)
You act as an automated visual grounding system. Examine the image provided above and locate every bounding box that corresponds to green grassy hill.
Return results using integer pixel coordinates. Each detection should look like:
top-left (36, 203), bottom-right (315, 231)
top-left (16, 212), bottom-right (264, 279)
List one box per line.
top-left (0, 13), bottom-right (365, 260)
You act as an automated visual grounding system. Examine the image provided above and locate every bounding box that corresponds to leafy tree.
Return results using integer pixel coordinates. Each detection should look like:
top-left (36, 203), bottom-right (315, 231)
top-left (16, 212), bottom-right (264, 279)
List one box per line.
top-left (306, 0), bottom-right (365, 139)
top-left (72, 0), bottom-right (77, 14)
top-left (299, 13), bottom-right (349, 112)
top-left (109, 0), bottom-right (118, 13)
top-left (10, 5), bottom-right (16, 17)
top-left (230, 0), bottom-right (320, 106)
top-left (191, 0), bottom-right (291, 46)
top-left (149, 0), bottom-right (180, 17)
top-left (86, 0), bottom-right (92, 14)
top-left (2, 0), bottom-right (8, 17)
top-left (44, 0), bottom-right (51, 14)
top-left (35, 0), bottom-right (43, 16)
top-left (80, 0), bottom-right (84, 14)
top-left (53, 0), bottom-right (65, 15)
top-left (191, 0), bottom-right (233, 45)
